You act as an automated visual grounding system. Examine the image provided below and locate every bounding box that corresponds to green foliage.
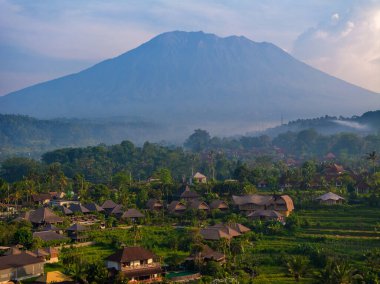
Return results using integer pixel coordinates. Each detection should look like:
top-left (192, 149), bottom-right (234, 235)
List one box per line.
top-left (13, 226), bottom-right (33, 248)
top-left (184, 129), bottom-right (211, 152)
top-left (285, 255), bottom-right (309, 282)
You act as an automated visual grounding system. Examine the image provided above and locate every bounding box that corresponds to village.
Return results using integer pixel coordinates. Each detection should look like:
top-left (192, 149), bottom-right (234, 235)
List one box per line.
top-left (1, 153), bottom-right (379, 284)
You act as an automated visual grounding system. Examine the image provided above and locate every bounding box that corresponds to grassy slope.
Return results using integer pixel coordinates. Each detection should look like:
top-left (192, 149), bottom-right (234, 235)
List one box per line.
top-left (45, 206), bottom-right (380, 283)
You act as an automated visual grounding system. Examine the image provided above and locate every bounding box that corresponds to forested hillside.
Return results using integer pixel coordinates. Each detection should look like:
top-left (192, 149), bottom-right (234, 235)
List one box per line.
top-left (0, 114), bottom-right (160, 159)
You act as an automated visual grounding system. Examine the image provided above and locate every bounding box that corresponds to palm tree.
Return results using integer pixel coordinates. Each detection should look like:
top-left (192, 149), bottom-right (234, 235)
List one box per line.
top-left (218, 237), bottom-right (231, 257)
top-left (317, 259), bottom-right (357, 284)
top-left (286, 255), bottom-right (309, 282)
top-left (366, 151), bottom-right (378, 174)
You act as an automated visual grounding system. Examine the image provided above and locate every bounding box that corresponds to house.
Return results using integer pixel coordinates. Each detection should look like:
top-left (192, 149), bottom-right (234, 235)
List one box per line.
top-left (200, 223), bottom-right (250, 241)
top-left (32, 247), bottom-right (59, 263)
top-left (31, 193), bottom-right (52, 205)
top-left (187, 200), bottom-right (209, 212)
top-left (102, 200), bottom-right (119, 214)
top-left (247, 210), bottom-right (284, 222)
top-left (33, 231), bottom-right (68, 243)
top-left (200, 228), bottom-right (233, 240)
top-left (26, 207), bottom-right (64, 226)
top-left (0, 250), bottom-right (44, 283)
top-left (59, 206), bottom-right (73, 216)
top-left (186, 245), bottom-right (225, 263)
top-left (110, 205), bottom-right (124, 218)
top-left (232, 194), bottom-right (294, 216)
top-left (68, 204), bottom-right (90, 214)
top-left (121, 209), bottom-right (145, 221)
top-left (193, 172), bottom-right (207, 183)
top-left (232, 195), bottom-right (273, 212)
top-left (180, 186), bottom-right (200, 201)
top-left (66, 223), bottom-right (88, 242)
top-left (209, 200), bottom-right (229, 211)
top-left (227, 223), bottom-right (251, 234)
top-left (355, 181), bottom-right (371, 194)
top-left (167, 201), bottom-right (186, 214)
top-left (315, 192), bottom-right (345, 205)
top-left (39, 223), bottom-right (61, 234)
top-left (105, 247), bottom-right (162, 283)
top-left (84, 202), bottom-right (105, 213)
top-left (146, 199), bottom-right (163, 211)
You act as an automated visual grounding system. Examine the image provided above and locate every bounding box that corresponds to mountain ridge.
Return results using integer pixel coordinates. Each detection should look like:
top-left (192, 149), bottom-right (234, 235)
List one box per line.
top-left (0, 31), bottom-right (379, 130)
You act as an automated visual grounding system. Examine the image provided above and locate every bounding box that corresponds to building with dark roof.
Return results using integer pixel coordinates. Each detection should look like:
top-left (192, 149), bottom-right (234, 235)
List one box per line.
top-left (121, 209), bottom-right (145, 221)
top-left (68, 204), bottom-right (90, 214)
top-left (84, 202), bottom-right (105, 213)
top-left (106, 247), bottom-right (162, 283)
top-left (33, 231), bottom-right (68, 243)
top-left (0, 251), bottom-right (44, 283)
top-left (146, 199), bottom-right (163, 211)
top-left (25, 207), bottom-right (63, 226)
top-left (66, 223), bottom-right (89, 242)
top-left (232, 194), bottom-right (294, 216)
top-left (101, 200), bottom-right (119, 213)
top-left (209, 200), bottom-right (229, 211)
top-left (180, 185), bottom-right (200, 201)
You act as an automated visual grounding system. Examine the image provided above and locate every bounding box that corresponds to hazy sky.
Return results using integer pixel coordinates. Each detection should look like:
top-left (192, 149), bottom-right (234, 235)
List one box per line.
top-left (1, 0), bottom-right (379, 95)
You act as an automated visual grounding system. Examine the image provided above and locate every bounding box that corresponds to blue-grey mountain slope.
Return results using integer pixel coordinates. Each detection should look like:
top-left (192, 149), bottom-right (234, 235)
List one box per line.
top-left (0, 31), bottom-right (379, 133)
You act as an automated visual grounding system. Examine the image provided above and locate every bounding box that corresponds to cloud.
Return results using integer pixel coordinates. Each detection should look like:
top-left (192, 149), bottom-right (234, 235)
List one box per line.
top-left (292, 1), bottom-right (380, 93)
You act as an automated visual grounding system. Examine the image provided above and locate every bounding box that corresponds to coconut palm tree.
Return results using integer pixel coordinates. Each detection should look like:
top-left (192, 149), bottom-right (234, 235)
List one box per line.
top-left (286, 255), bottom-right (309, 282)
top-left (317, 259), bottom-right (358, 284)
top-left (366, 151), bottom-right (378, 174)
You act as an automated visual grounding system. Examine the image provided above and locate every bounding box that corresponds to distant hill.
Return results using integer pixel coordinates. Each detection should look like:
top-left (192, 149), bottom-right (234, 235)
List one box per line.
top-left (261, 110), bottom-right (380, 137)
top-left (0, 114), bottom-right (164, 159)
top-left (0, 31), bottom-right (379, 137)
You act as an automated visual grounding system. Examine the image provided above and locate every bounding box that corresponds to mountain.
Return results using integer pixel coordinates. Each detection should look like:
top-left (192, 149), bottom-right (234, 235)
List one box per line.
top-left (0, 31), bottom-right (379, 136)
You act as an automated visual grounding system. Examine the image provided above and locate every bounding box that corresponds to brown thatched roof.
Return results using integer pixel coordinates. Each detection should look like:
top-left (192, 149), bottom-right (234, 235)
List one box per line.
top-left (33, 231), bottom-right (68, 242)
top-left (200, 228), bottom-right (233, 240)
top-left (188, 200), bottom-right (209, 211)
top-left (227, 223), bottom-right (251, 234)
top-left (28, 207), bottom-right (63, 224)
top-left (84, 203), bottom-right (104, 212)
top-left (40, 223), bottom-right (59, 231)
top-left (66, 223), bottom-right (88, 231)
top-left (60, 206), bottom-right (73, 215)
top-left (232, 194), bottom-right (273, 206)
top-left (68, 204), bottom-right (90, 214)
top-left (101, 200), bottom-right (118, 209)
top-left (110, 204), bottom-right (124, 215)
top-left (247, 210), bottom-right (283, 219)
top-left (200, 245), bottom-right (225, 261)
top-left (106, 247), bottom-right (156, 263)
top-left (180, 186), bottom-right (200, 199)
top-left (146, 199), bottom-right (163, 210)
top-left (211, 224), bottom-right (241, 237)
top-left (209, 200), bottom-right (228, 210)
top-left (168, 201), bottom-right (186, 213)
top-left (121, 208), bottom-right (145, 219)
top-left (276, 195), bottom-right (295, 211)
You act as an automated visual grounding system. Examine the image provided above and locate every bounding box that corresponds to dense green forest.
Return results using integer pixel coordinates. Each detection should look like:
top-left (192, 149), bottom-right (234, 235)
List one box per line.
top-left (1, 111), bottom-right (380, 161)
top-left (0, 114), bottom-right (160, 159)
